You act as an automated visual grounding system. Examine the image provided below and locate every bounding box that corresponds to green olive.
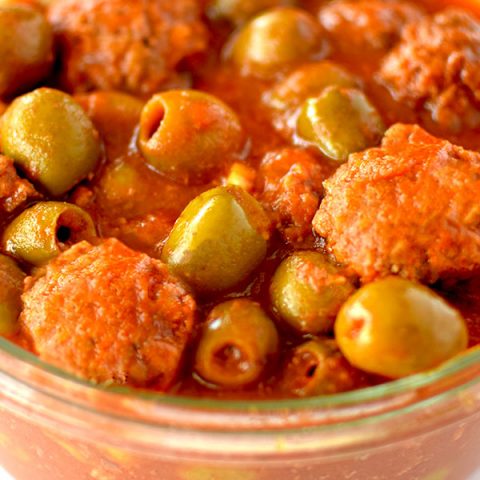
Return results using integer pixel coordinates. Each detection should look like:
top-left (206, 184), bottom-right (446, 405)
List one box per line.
top-left (99, 160), bottom-right (142, 210)
top-left (0, 3), bottom-right (53, 98)
top-left (2, 202), bottom-right (97, 267)
top-left (296, 86), bottom-right (385, 162)
top-left (208, 0), bottom-right (295, 25)
top-left (228, 7), bottom-right (327, 78)
top-left (0, 254), bottom-right (25, 336)
top-left (279, 338), bottom-right (358, 396)
top-left (162, 186), bottom-right (271, 293)
top-left (0, 88), bottom-right (101, 196)
top-left (335, 277), bottom-right (469, 379)
top-left (265, 61), bottom-right (359, 113)
top-left (271, 251), bottom-right (356, 334)
top-left (138, 90), bottom-right (244, 185)
top-left (194, 299), bottom-right (279, 388)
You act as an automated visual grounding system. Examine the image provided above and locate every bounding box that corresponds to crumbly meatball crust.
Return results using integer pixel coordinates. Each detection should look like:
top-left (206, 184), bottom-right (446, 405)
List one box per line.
top-left (48, 0), bottom-right (208, 96)
top-left (319, 0), bottom-right (423, 55)
top-left (380, 9), bottom-right (480, 132)
top-left (314, 124), bottom-right (480, 284)
top-left (20, 238), bottom-right (197, 388)
top-left (257, 148), bottom-right (330, 243)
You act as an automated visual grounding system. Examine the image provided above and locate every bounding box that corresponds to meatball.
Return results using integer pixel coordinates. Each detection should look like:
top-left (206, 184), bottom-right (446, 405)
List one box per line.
top-left (257, 148), bottom-right (330, 243)
top-left (314, 124), bottom-right (480, 284)
top-left (20, 239), bottom-right (197, 388)
top-left (318, 0), bottom-right (423, 57)
top-left (379, 10), bottom-right (480, 132)
top-left (48, 0), bottom-right (208, 96)
top-left (0, 156), bottom-right (39, 214)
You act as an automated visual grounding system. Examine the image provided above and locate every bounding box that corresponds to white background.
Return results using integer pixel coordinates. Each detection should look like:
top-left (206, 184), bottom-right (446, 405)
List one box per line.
top-left (0, 469), bottom-right (12, 480)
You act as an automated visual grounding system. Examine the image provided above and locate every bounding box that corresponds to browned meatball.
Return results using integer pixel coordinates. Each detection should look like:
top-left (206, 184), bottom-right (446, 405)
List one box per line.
top-left (0, 155), bottom-right (39, 214)
top-left (314, 124), bottom-right (480, 284)
top-left (257, 148), bottom-right (330, 243)
top-left (48, 0), bottom-right (208, 96)
top-left (20, 238), bottom-right (197, 388)
top-left (318, 0), bottom-right (423, 57)
top-left (380, 10), bottom-right (480, 132)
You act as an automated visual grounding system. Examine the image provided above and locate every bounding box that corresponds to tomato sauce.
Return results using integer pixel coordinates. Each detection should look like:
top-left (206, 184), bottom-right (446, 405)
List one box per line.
top-left (2, 0), bottom-right (480, 400)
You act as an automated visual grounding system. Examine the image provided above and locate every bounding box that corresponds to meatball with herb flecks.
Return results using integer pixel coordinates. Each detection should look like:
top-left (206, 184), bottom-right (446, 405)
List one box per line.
top-left (314, 124), bottom-right (480, 284)
top-left (380, 9), bottom-right (480, 132)
top-left (48, 0), bottom-right (208, 96)
top-left (319, 0), bottom-right (423, 58)
top-left (20, 238), bottom-right (197, 389)
top-left (257, 148), bottom-right (330, 243)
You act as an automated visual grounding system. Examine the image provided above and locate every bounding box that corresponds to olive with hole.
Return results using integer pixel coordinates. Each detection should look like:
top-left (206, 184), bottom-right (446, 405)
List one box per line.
top-left (2, 202), bottom-right (97, 267)
top-left (194, 299), bottom-right (279, 388)
top-left (228, 7), bottom-right (328, 78)
top-left (161, 186), bottom-right (271, 293)
top-left (138, 90), bottom-right (244, 185)
top-left (0, 254), bottom-right (25, 336)
top-left (296, 86), bottom-right (385, 162)
top-left (335, 277), bottom-right (469, 378)
top-left (208, 0), bottom-right (295, 25)
top-left (265, 61), bottom-right (359, 113)
top-left (0, 3), bottom-right (53, 98)
top-left (270, 251), bottom-right (356, 334)
top-left (279, 338), bottom-right (359, 396)
top-left (0, 88), bottom-right (101, 196)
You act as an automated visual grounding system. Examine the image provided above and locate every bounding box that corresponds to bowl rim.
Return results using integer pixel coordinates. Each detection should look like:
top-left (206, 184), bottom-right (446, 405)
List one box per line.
top-left (1, 337), bottom-right (480, 432)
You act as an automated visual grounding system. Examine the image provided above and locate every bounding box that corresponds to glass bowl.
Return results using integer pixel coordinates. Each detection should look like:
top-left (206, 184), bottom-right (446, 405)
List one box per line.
top-left (0, 338), bottom-right (479, 480)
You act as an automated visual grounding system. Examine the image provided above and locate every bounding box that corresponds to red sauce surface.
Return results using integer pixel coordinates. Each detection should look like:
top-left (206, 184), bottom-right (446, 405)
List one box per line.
top-left (2, 0), bottom-right (480, 400)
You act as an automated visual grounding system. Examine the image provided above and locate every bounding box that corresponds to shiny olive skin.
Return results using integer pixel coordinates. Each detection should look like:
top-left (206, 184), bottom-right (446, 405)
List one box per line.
top-left (194, 299), bottom-right (279, 388)
top-left (270, 251), bottom-right (356, 334)
top-left (296, 86), bottom-right (385, 162)
top-left (162, 186), bottom-right (271, 293)
top-left (208, 0), bottom-right (294, 25)
top-left (265, 61), bottom-right (359, 113)
top-left (0, 254), bottom-right (25, 336)
top-left (138, 90), bottom-right (244, 185)
top-left (228, 7), bottom-right (328, 78)
top-left (2, 202), bottom-right (97, 267)
top-left (0, 4), bottom-right (53, 98)
top-left (1, 88), bottom-right (101, 196)
top-left (279, 338), bottom-right (359, 397)
top-left (336, 277), bottom-right (469, 379)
